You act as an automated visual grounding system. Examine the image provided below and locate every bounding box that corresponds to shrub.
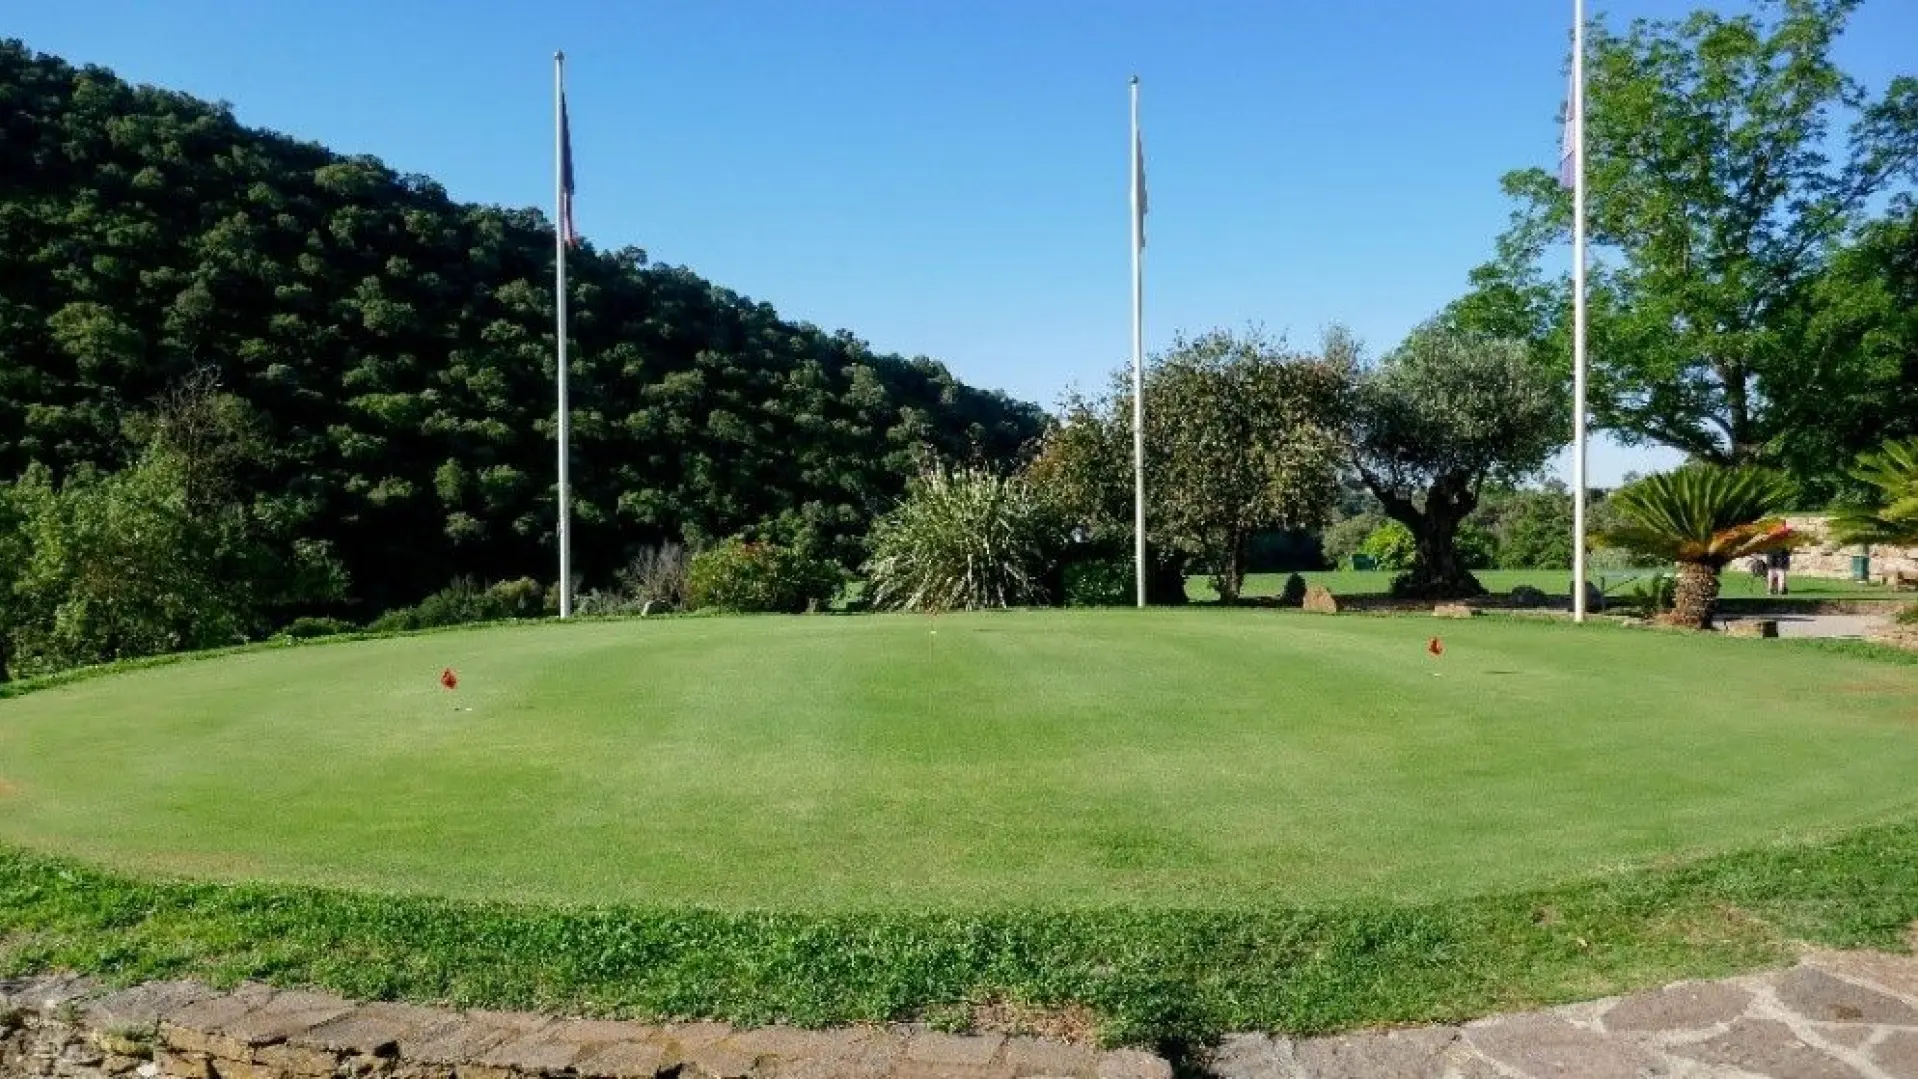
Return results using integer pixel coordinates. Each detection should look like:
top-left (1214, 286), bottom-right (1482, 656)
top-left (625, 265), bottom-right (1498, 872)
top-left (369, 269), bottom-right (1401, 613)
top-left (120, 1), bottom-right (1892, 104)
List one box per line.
top-left (687, 540), bottom-right (842, 614)
top-left (1278, 572), bottom-right (1308, 607)
top-left (1063, 556), bottom-right (1131, 607)
top-left (1623, 573), bottom-right (1676, 616)
top-left (618, 542), bottom-right (693, 609)
top-left (1320, 512), bottom-right (1384, 569)
top-left (485, 577), bottom-right (546, 619)
top-left (573, 589), bottom-right (647, 616)
top-left (1357, 520), bottom-right (1417, 571)
top-left (1456, 524), bottom-right (1499, 570)
top-left (1508, 584), bottom-right (1548, 609)
top-left (278, 616), bottom-right (355, 640)
top-left (1897, 605), bottom-right (1918, 626)
top-left (368, 577), bottom-right (547, 632)
top-left (863, 467), bottom-right (1060, 612)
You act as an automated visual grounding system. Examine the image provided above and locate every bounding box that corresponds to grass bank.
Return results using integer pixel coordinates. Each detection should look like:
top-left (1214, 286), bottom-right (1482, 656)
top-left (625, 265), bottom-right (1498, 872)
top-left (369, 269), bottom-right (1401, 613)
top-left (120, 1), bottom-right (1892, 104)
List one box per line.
top-left (4, 820), bottom-right (1918, 1047)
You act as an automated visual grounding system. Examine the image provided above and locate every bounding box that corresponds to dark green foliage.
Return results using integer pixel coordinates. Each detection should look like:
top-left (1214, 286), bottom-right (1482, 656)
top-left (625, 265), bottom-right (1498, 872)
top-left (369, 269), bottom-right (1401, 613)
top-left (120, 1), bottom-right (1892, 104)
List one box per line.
top-left (0, 41), bottom-right (1044, 620)
top-left (686, 541), bottom-right (842, 614)
top-left (364, 577), bottom-right (547, 632)
top-left (6, 817), bottom-right (1918, 1047)
top-left (1277, 573), bottom-right (1308, 608)
top-left (1062, 556), bottom-right (1131, 607)
top-left (278, 617), bottom-right (355, 640)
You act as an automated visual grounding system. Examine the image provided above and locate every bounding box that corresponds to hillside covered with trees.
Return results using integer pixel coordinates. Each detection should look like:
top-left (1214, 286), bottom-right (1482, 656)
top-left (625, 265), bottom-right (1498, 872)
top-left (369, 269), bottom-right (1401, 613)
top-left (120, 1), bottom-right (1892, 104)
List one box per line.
top-left (0, 40), bottom-right (1045, 623)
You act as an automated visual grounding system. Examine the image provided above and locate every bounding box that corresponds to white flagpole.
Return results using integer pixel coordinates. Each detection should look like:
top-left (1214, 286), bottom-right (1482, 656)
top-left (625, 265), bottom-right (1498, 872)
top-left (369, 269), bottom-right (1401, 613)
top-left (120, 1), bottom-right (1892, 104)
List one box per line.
top-left (1571, 1), bottom-right (1588, 622)
top-left (1130, 76), bottom-right (1147, 609)
top-left (554, 50), bottom-right (573, 619)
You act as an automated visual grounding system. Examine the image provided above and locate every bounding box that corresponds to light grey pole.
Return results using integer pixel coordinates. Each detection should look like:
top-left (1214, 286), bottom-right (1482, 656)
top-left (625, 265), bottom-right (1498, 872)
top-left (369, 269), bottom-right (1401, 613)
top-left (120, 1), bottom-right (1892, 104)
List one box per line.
top-left (554, 51), bottom-right (573, 619)
top-left (1130, 76), bottom-right (1147, 609)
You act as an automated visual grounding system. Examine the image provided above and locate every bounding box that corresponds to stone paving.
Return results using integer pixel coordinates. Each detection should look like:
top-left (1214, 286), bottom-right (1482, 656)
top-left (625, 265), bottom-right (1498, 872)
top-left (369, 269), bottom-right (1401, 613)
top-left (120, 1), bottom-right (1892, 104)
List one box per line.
top-left (5, 948), bottom-right (1918, 1077)
top-left (1207, 949), bottom-right (1918, 1078)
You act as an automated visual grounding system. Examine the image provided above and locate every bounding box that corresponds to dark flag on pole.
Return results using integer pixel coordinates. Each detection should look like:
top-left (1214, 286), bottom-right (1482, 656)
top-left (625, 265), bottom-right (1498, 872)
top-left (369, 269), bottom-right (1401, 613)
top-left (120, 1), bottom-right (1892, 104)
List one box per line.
top-left (560, 92), bottom-right (578, 246)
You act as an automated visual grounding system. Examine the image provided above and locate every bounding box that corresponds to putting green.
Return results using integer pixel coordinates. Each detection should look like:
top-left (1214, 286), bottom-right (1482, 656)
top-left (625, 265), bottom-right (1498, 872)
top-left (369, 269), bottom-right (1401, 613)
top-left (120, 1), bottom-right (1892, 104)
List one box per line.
top-left (1, 611), bottom-right (1915, 909)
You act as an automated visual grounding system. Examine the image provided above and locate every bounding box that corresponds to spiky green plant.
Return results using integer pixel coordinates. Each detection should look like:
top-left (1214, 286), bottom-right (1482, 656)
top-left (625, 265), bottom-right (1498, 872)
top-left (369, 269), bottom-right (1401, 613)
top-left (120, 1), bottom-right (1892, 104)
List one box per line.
top-left (1829, 437), bottom-right (1918, 547)
top-left (1598, 466), bottom-right (1800, 629)
top-left (863, 467), bottom-right (1060, 612)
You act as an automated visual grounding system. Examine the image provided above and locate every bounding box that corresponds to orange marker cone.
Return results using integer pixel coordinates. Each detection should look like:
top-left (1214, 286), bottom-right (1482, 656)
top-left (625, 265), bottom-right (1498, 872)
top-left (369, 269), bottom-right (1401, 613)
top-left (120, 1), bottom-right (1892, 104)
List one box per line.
top-left (1427, 637), bottom-right (1444, 657)
top-left (440, 667), bottom-right (459, 690)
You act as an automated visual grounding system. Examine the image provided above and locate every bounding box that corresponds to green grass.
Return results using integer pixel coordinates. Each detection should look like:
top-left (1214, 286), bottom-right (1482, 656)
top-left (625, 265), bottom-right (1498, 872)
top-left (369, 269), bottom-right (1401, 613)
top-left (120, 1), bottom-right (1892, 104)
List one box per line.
top-left (1190, 568), bottom-right (1904, 602)
top-left (5, 816), bottom-right (1918, 1046)
top-left (5, 612), bottom-right (1918, 1045)
top-left (3, 612), bottom-right (1918, 910)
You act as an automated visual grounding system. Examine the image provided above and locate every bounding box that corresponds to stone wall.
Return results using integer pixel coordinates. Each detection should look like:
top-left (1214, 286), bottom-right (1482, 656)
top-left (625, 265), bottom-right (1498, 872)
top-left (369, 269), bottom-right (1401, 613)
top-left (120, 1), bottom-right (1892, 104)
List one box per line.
top-left (1781, 516), bottom-right (1918, 583)
top-left (0, 973), bottom-right (1169, 1079)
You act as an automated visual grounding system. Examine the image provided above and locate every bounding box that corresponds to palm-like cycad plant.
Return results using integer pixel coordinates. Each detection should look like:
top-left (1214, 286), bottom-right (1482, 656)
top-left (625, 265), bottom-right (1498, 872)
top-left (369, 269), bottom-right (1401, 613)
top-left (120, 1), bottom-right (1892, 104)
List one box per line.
top-left (863, 466), bottom-right (1061, 612)
top-left (1829, 437), bottom-right (1918, 547)
top-left (1598, 466), bottom-right (1800, 629)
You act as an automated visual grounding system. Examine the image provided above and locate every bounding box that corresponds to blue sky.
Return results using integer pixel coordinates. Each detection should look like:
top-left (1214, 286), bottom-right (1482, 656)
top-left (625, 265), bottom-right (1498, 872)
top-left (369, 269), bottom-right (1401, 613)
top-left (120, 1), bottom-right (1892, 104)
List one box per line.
top-left (13, 1), bottom-right (1916, 484)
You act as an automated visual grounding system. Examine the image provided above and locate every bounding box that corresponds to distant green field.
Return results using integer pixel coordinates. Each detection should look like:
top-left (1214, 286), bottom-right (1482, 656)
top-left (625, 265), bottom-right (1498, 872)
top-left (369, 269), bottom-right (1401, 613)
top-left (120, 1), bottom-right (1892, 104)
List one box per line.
top-left (1188, 568), bottom-right (1903, 602)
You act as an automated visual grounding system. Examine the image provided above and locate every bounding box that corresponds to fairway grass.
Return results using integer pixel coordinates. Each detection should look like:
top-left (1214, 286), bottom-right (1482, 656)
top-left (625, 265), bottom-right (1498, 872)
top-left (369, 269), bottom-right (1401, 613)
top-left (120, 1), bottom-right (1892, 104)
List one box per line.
top-left (2, 611), bottom-right (1917, 910)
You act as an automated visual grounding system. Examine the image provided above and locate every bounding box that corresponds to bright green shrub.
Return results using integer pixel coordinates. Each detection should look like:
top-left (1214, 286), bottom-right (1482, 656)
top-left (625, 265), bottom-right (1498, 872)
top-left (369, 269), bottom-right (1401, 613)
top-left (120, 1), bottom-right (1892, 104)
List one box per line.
top-left (1356, 520), bottom-right (1417, 571)
top-left (686, 540), bottom-right (843, 614)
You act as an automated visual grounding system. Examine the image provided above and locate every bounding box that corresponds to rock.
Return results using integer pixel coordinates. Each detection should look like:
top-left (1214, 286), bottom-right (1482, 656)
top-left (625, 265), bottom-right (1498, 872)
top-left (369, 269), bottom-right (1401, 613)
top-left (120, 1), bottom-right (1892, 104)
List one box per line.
top-left (1432, 603), bottom-right (1478, 618)
top-left (1508, 585), bottom-right (1547, 609)
top-left (1724, 619), bottom-right (1779, 639)
top-left (1302, 585), bottom-right (1340, 614)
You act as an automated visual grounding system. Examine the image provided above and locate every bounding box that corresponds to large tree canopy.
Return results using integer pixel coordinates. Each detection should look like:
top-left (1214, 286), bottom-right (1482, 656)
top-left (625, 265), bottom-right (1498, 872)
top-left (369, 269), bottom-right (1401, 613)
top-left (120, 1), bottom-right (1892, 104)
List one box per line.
top-left (1492, 0), bottom-right (1918, 477)
top-left (1028, 329), bottom-right (1349, 603)
top-left (1350, 330), bottom-right (1566, 598)
top-left (0, 40), bottom-right (1045, 614)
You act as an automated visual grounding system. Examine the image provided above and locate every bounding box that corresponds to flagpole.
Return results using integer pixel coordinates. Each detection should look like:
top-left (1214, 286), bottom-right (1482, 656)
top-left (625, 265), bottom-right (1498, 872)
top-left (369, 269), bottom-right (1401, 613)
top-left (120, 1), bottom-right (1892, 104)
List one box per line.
top-left (1571, 0), bottom-right (1588, 623)
top-left (554, 50), bottom-right (573, 619)
top-left (1129, 75), bottom-right (1146, 609)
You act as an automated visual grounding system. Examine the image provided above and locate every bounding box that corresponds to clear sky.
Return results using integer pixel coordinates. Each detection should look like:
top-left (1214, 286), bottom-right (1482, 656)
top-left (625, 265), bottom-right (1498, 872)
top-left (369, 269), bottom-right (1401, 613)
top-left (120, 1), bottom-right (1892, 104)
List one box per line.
top-left (12, 1), bottom-right (1916, 484)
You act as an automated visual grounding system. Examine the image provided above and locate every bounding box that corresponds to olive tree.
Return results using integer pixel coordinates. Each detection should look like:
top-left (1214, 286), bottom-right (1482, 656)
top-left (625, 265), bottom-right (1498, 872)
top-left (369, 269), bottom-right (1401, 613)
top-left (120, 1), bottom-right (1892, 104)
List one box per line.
top-left (1350, 330), bottom-right (1566, 598)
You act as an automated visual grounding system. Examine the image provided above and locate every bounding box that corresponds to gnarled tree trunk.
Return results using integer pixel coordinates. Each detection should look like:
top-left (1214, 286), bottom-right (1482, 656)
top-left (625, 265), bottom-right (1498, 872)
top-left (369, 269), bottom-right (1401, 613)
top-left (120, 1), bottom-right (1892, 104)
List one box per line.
top-left (1671, 560), bottom-right (1722, 629)
top-left (1376, 472), bottom-right (1485, 600)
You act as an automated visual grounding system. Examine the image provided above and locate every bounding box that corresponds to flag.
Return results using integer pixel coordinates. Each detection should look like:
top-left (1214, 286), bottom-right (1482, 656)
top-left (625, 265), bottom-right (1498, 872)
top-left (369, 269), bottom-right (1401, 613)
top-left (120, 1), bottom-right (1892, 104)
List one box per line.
top-left (560, 92), bottom-right (578, 245)
top-left (1133, 130), bottom-right (1148, 248)
top-left (1558, 71), bottom-right (1576, 190)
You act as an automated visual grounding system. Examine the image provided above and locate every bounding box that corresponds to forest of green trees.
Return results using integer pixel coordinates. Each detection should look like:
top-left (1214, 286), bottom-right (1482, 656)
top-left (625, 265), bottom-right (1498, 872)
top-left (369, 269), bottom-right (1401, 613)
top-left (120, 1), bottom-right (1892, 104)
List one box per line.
top-left (0, 40), bottom-right (1045, 662)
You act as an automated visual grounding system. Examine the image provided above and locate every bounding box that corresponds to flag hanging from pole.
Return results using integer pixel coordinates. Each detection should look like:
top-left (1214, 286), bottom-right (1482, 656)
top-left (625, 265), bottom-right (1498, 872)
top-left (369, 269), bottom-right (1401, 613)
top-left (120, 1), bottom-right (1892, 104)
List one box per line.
top-left (1133, 130), bottom-right (1148, 248)
top-left (1558, 71), bottom-right (1577, 190)
top-left (560, 92), bottom-right (578, 245)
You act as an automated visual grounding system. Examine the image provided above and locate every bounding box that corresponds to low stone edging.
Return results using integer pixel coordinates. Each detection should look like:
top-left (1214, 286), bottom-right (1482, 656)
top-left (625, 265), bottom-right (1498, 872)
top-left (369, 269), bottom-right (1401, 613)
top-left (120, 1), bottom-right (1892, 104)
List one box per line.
top-left (0, 974), bottom-right (1169, 1079)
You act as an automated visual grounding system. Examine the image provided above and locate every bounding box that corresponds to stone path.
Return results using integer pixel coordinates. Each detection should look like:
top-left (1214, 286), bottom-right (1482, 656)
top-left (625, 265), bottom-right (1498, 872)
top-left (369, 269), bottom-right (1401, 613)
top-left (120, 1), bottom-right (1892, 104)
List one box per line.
top-left (5, 948), bottom-right (1917, 1078)
top-left (1717, 613), bottom-right (1897, 640)
top-left (1208, 949), bottom-right (1918, 1079)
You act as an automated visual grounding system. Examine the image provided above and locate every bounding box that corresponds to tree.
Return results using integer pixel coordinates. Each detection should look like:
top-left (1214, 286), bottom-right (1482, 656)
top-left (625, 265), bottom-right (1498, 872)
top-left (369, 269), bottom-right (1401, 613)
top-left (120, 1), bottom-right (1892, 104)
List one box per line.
top-left (1349, 330), bottom-right (1566, 598)
top-left (1492, 0), bottom-right (1918, 470)
top-left (1598, 466), bottom-right (1800, 628)
top-left (1828, 436), bottom-right (1918, 546)
top-left (1028, 329), bottom-right (1349, 604)
top-left (863, 466), bottom-right (1059, 612)
top-left (0, 39), bottom-right (1046, 624)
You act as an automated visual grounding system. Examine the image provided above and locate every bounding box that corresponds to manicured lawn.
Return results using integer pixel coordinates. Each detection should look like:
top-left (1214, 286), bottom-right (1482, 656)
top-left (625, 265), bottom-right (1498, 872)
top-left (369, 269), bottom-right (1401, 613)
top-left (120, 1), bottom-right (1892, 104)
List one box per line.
top-left (1191, 568), bottom-right (1904, 602)
top-left (3, 612), bottom-right (1917, 910)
